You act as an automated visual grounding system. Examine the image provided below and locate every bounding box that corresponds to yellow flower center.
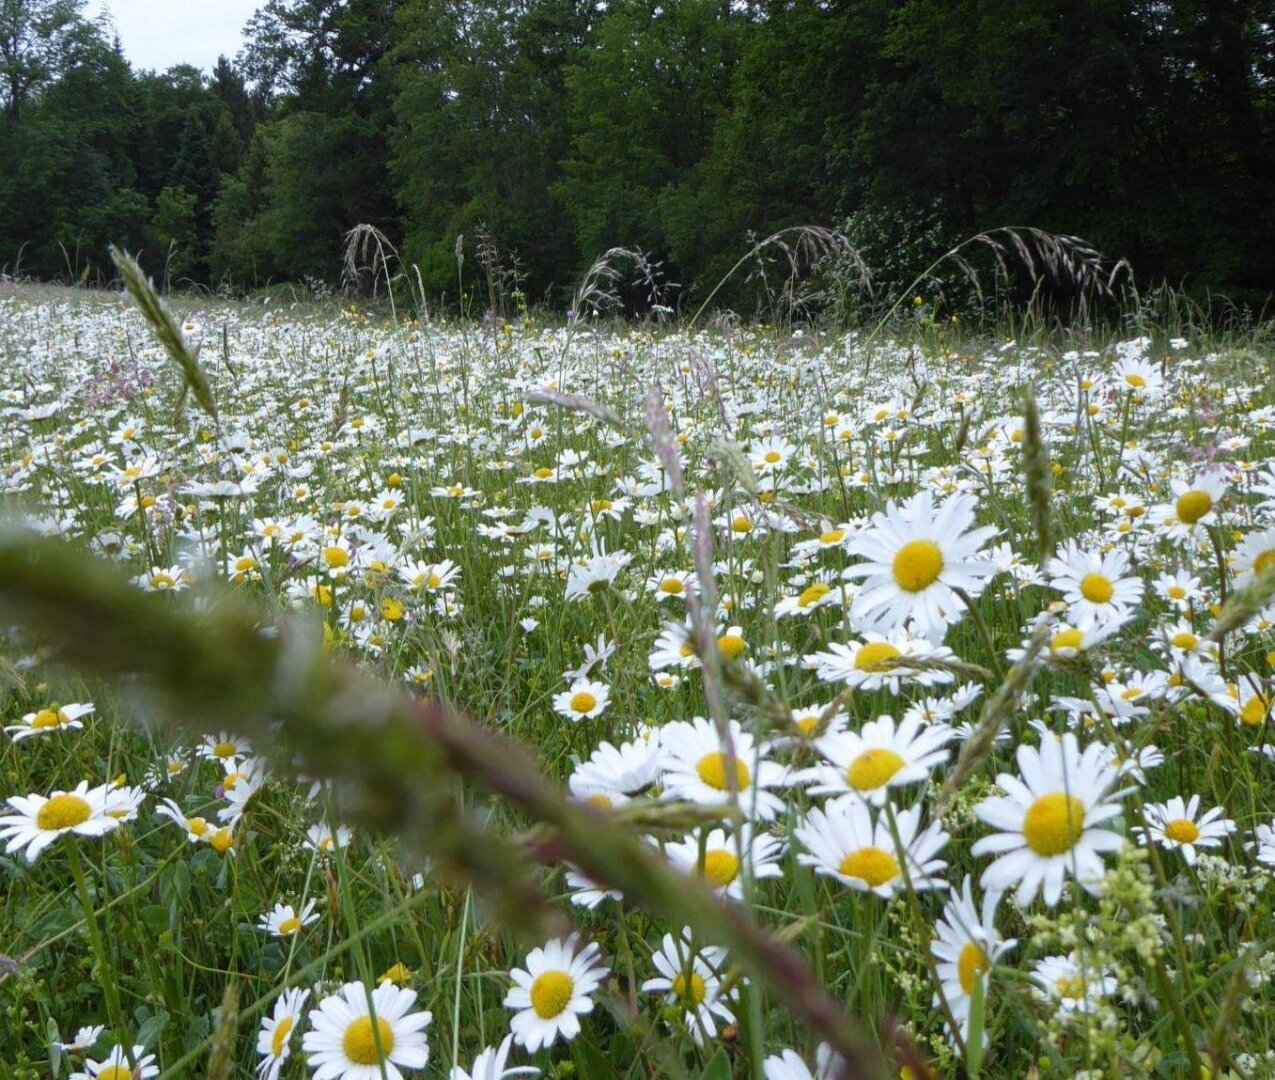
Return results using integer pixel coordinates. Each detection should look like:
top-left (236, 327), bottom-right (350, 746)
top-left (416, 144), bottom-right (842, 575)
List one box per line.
top-left (31, 708), bottom-right (65, 729)
top-left (958, 942), bottom-right (989, 995)
top-left (1050, 628), bottom-right (1084, 655)
top-left (96, 1067), bottom-right (131, 1080)
top-left (1124, 373), bottom-right (1147, 389)
top-left (213, 740), bottom-right (238, 759)
top-left (1164, 818), bottom-right (1200, 844)
top-left (1055, 974), bottom-right (1086, 1000)
top-left (717, 633), bottom-right (747, 660)
top-left (1240, 694), bottom-right (1270, 726)
top-left (1079, 573), bottom-right (1114, 604)
top-left (700, 848), bottom-right (740, 888)
top-left (659, 577), bottom-right (685, 594)
top-left (1170, 631), bottom-right (1198, 650)
top-left (764, 451), bottom-right (782, 464)
top-left (209, 827), bottom-right (235, 853)
top-left (855, 642), bottom-right (901, 671)
top-left (569, 692), bottom-right (597, 714)
top-left (672, 972), bottom-right (707, 1005)
top-left (1175, 490), bottom-right (1212, 524)
top-left (36, 793), bottom-right (92, 831)
top-left (530, 970), bottom-right (574, 1019)
top-left (731, 515), bottom-right (753, 534)
top-left (892, 540), bottom-right (944, 592)
top-left (342, 1015), bottom-right (395, 1065)
top-left (696, 751), bottom-right (751, 792)
top-left (271, 1016), bottom-right (294, 1057)
top-left (235, 556), bottom-right (257, 573)
top-left (1022, 793), bottom-right (1086, 856)
top-left (1254, 550), bottom-right (1275, 575)
top-left (278, 916), bottom-right (301, 935)
top-left (150, 572), bottom-right (175, 589)
top-left (798, 582), bottom-right (831, 608)
top-left (838, 846), bottom-right (899, 887)
top-left (846, 748), bottom-right (906, 792)
top-left (187, 816), bottom-right (209, 837)
top-left (584, 793), bottom-right (612, 810)
top-left (1168, 585), bottom-right (1187, 600)
top-left (819, 529), bottom-right (845, 545)
top-left (324, 546), bottom-right (349, 568)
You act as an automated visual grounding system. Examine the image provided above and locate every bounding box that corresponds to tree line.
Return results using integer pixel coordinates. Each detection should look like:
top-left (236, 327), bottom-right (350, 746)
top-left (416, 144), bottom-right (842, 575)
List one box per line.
top-left (2, 0), bottom-right (1273, 310)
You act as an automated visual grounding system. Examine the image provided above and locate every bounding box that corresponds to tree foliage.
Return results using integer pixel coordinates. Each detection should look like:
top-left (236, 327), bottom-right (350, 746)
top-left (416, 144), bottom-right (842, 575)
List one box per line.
top-left (0, 0), bottom-right (1272, 306)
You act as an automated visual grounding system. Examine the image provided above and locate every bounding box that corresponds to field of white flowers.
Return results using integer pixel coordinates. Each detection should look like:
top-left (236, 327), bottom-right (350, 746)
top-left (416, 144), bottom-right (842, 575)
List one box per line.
top-left (2, 282), bottom-right (1275, 1079)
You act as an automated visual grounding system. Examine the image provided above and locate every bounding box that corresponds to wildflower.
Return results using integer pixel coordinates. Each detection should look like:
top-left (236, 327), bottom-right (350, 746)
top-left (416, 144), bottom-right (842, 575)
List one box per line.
top-left (258, 900), bottom-right (320, 937)
top-left (844, 490), bottom-right (997, 640)
top-left (1047, 542), bottom-right (1144, 627)
top-left (449, 1034), bottom-right (539, 1080)
top-left (761, 1046), bottom-right (843, 1080)
top-left (931, 877), bottom-right (1016, 1043)
top-left (552, 678), bottom-right (611, 722)
top-left (660, 717), bottom-right (787, 821)
top-left (972, 733), bottom-right (1127, 906)
top-left (663, 826), bottom-right (785, 899)
top-left (641, 931), bottom-right (737, 1042)
top-left (504, 935), bottom-right (608, 1052)
top-left (799, 715), bottom-right (952, 806)
top-left (808, 632), bottom-right (956, 694)
top-left (70, 1044), bottom-right (159, 1080)
top-left (0, 781), bottom-right (120, 862)
top-left (1136, 796), bottom-right (1235, 865)
top-left (5, 701), bottom-right (94, 742)
top-left (257, 988), bottom-right (309, 1080)
top-left (795, 796), bottom-right (949, 898)
top-left (1030, 953), bottom-right (1117, 1015)
top-left (302, 980), bottom-right (432, 1078)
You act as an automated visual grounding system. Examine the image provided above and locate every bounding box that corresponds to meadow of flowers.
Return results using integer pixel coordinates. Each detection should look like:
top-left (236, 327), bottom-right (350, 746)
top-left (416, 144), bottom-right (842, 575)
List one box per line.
top-left (2, 282), bottom-right (1275, 1079)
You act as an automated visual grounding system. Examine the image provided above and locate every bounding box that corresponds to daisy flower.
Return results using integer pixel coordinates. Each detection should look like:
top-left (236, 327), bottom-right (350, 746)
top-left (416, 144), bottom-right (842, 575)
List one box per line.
top-left (773, 578), bottom-right (848, 619)
top-left (931, 877), bottom-right (1016, 1043)
top-left (0, 781), bottom-right (120, 863)
top-left (646, 569), bottom-right (697, 601)
top-left (4, 701), bottom-right (94, 742)
top-left (57, 1025), bottom-right (105, 1052)
top-left (449, 1034), bottom-right (539, 1080)
top-left (70, 1044), bottom-right (159, 1080)
top-left (1233, 526), bottom-right (1275, 589)
top-left (844, 490), bottom-right (997, 641)
top-left (971, 733), bottom-right (1127, 907)
top-left (663, 826), bottom-right (785, 899)
top-left (305, 822), bottom-right (353, 855)
top-left (552, 679), bottom-right (611, 722)
top-left (504, 935), bottom-right (608, 1053)
top-left (200, 731), bottom-right (253, 764)
top-left (659, 717), bottom-right (787, 821)
top-left (258, 899), bottom-right (320, 937)
top-left (799, 715), bottom-right (953, 805)
top-left (1153, 570), bottom-right (1203, 610)
top-left (1113, 355), bottom-right (1163, 396)
top-left (795, 796), bottom-right (949, 898)
top-left (1030, 953), bottom-right (1117, 1016)
top-left (1047, 542), bottom-right (1144, 627)
top-left (807, 632), bottom-right (956, 694)
top-left (302, 980), bottom-right (432, 1078)
top-left (1151, 470), bottom-right (1228, 536)
top-left (568, 734), bottom-right (663, 806)
top-left (1250, 822), bottom-right (1275, 868)
top-left (257, 987), bottom-right (310, 1080)
top-left (641, 931), bottom-right (737, 1042)
top-left (762, 1045), bottom-right (843, 1080)
top-left (1136, 796), bottom-right (1235, 865)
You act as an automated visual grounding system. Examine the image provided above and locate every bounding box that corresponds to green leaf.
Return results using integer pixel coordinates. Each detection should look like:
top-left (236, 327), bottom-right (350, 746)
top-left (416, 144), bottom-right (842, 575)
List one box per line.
top-left (700, 1048), bottom-right (732, 1080)
top-left (966, 970), bottom-right (986, 1077)
top-left (571, 1034), bottom-right (620, 1079)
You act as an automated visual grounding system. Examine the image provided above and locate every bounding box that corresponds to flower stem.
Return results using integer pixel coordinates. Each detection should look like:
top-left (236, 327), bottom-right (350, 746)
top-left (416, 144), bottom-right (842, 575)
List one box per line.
top-left (66, 838), bottom-right (128, 1049)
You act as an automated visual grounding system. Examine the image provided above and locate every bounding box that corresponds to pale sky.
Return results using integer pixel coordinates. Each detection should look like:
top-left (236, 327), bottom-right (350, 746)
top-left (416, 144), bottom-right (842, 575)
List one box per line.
top-left (85, 1), bottom-right (262, 74)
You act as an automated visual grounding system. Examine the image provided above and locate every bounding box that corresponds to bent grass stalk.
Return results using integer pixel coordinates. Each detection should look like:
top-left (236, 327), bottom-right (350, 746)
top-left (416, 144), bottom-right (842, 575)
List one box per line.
top-left (0, 529), bottom-right (888, 1079)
